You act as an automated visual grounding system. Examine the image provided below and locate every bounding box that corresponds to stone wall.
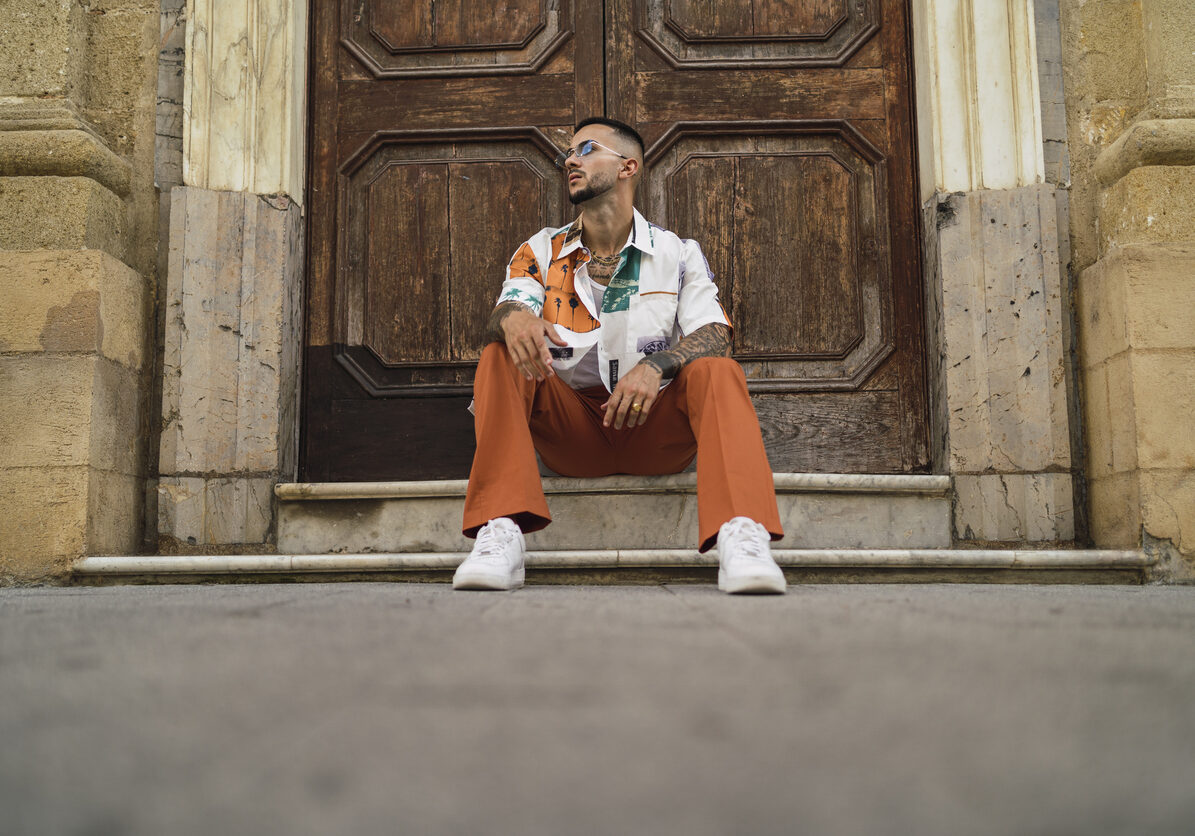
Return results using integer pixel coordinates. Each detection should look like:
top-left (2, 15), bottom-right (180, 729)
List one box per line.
top-left (1062, 0), bottom-right (1195, 575)
top-left (914, 0), bottom-right (1076, 545)
top-left (931, 185), bottom-right (1075, 544)
top-left (0, 0), bottom-right (159, 581)
top-left (157, 188), bottom-right (302, 551)
top-left (153, 0), bottom-right (307, 552)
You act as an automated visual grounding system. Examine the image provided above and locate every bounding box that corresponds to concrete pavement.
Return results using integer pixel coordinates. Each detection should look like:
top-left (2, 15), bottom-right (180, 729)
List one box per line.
top-left (2, 582), bottom-right (1194, 835)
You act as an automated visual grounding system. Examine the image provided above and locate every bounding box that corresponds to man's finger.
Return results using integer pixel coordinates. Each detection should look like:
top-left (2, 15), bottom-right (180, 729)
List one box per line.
top-left (630, 391), bottom-right (653, 427)
top-left (628, 390), bottom-right (653, 427)
top-left (613, 393), bottom-right (636, 429)
top-left (602, 392), bottom-right (620, 427)
top-left (517, 335), bottom-right (548, 380)
top-left (544, 321), bottom-right (568, 347)
top-left (537, 335), bottom-right (555, 376)
top-left (506, 341), bottom-right (530, 378)
top-left (624, 391), bottom-right (642, 428)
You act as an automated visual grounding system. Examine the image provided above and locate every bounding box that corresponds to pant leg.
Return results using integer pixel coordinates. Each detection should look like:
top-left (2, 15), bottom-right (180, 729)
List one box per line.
top-left (670, 357), bottom-right (783, 552)
top-left (462, 343), bottom-right (552, 537)
top-left (464, 345), bottom-right (781, 550)
top-left (584, 356), bottom-right (782, 551)
top-left (462, 343), bottom-right (614, 537)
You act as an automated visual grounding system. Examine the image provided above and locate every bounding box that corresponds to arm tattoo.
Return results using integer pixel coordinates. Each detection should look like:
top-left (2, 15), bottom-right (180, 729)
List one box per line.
top-left (638, 323), bottom-right (732, 380)
top-left (484, 301), bottom-right (531, 344)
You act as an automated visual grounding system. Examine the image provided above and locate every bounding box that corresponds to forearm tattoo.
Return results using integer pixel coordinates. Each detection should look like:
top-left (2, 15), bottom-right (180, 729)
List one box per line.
top-left (484, 301), bottom-right (531, 344)
top-left (638, 323), bottom-right (732, 380)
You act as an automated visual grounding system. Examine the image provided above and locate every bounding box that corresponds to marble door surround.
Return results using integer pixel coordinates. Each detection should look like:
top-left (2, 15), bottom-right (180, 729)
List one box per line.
top-left (163, 0), bottom-right (1075, 548)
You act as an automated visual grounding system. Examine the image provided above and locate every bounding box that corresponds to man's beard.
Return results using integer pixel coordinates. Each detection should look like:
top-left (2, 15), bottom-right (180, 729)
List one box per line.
top-left (568, 170), bottom-right (616, 205)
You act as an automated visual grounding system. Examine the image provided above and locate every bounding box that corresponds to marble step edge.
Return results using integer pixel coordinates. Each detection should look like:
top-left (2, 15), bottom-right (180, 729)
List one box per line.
top-left (75, 549), bottom-right (1150, 576)
top-left (275, 473), bottom-right (952, 501)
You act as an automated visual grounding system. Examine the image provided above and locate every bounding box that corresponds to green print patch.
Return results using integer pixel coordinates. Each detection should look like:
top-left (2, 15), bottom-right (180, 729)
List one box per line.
top-left (500, 287), bottom-right (543, 314)
top-left (601, 249), bottom-right (640, 313)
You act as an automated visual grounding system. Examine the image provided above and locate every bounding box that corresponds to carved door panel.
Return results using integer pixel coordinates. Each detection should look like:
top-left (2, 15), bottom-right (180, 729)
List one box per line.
top-left (612, 0), bottom-right (929, 472)
top-left (303, 0), bottom-right (928, 480)
top-left (304, 0), bottom-right (603, 480)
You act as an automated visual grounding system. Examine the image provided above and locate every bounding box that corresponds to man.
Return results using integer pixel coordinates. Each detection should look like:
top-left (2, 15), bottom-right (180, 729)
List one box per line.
top-left (454, 117), bottom-right (786, 594)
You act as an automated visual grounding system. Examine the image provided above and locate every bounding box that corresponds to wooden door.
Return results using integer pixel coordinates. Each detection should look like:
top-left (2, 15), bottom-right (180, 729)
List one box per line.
top-left (302, 0), bottom-right (928, 481)
top-left (304, 0), bottom-right (602, 479)
top-left (611, 0), bottom-right (929, 473)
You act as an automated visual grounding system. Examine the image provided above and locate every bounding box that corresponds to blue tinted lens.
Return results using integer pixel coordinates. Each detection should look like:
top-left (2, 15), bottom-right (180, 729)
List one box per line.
top-left (556, 140), bottom-right (599, 168)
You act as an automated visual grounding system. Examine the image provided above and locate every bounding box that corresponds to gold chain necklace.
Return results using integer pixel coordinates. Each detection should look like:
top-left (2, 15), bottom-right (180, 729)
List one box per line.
top-left (589, 251), bottom-right (621, 267)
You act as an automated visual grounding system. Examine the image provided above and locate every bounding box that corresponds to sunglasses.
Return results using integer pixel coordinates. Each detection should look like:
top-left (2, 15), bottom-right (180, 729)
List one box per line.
top-left (554, 139), bottom-right (629, 169)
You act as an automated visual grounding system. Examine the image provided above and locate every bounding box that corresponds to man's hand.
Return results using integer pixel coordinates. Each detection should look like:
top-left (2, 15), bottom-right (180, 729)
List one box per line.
top-left (602, 362), bottom-right (663, 429)
top-left (601, 323), bottom-right (732, 428)
top-left (499, 307), bottom-right (567, 381)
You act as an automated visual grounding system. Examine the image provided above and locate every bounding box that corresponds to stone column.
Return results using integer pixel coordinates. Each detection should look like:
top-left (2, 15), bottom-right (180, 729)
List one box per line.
top-left (0, 0), bottom-right (158, 581)
top-left (913, 0), bottom-right (1077, 544)
top-left (156, 0), bottom-right (306, 551)
top-left (1064, 0), bottom-right (1195, 577)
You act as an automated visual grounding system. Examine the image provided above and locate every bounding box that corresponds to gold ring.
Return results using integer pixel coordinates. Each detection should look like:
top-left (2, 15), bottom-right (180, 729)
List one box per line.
top-left (631, 402), bottom-right (642, 412)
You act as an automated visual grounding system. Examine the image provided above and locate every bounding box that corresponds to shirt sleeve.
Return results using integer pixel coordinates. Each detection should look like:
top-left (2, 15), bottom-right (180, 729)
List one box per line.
top-left (495, 240), bottom-right (546, 316)
top-left (676, 238), bottom-right (731, 336)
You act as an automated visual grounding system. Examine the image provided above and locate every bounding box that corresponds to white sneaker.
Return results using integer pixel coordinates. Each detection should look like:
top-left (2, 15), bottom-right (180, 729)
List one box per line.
top-left (453, 518), bottom-right (526, 591)
top-left (716, 517), bottom-right (786, 594)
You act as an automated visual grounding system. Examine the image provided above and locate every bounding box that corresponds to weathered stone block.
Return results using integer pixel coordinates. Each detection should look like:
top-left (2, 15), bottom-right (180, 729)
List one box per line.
top-left (1082, 364), bottom-right (1113, 480)
top-left (954, 473), bottom-right (1075, 543)
top-left (81, 7), bottom-right (158, 160)
top-left (1130, 351), bottom-right (1195, 471)
top-left (87, 467), bottom-right (144, 556)
top-left (0, 131), bottom-right (132, 199)
top-left (88, 358), bottom-right (145, 476)
top-left (0, 465), bottom-right (88, 581)
top-left (1077, 256), bottom-right (1128, 368)
top-left (1120, 245), bottom-right (1195, 350)
top-left (0, 465), bottom-right (143, 580)
top-left (185, 0), bottom-right (308, 200)
top-left (205, 477), bottom-right (273, 543)
top-left (0, 0), bottom-right (87, 99)
top-left (1139, 468), bottom-right (1195, 557)
top-left (1104, 353), bottom-right (1140, 476)
top-left (0, 249), bottom-right (146, 368)
top-left (0, 177), bottom-right (127, 258)
top-left (1088, 471), bottom-right (1141, 549)
top-left (0, 356), bottom-right (95, 469)
top-left (1099, 167), bottom-right (1195, 252)
top-left (1061, 0), bottom-right (1147, 110)
top-left (936, 185), bottom-right (1072, 473)
top-left (157, 475), bottom-right (273, 547)
top-left (0, 355), bottom-right (143, 474)
top-left (157, 476), bottom-right (205, 547)
top-left (1140, 0), bottom-right (1195, 104)
top-left (159, 187), bottom-right (303, 481)
top-left (1081, 353), bottom-right (1142, 481)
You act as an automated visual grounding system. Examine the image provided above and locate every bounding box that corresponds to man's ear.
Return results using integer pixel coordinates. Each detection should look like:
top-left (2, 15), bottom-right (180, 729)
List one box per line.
top-left (621, 157), bottom-right (641, 180)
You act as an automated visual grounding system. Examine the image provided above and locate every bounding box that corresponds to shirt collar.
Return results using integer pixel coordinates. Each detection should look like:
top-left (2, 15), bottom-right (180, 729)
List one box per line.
top-left (558, 208), bottom-right (656, 258)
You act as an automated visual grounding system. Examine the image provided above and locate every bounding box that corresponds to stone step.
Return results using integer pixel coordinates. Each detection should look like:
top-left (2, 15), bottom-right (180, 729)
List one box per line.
top-left (74, 549), bottom-right (1153, 585)
top-left (274, 473), bottom-right (954, 554)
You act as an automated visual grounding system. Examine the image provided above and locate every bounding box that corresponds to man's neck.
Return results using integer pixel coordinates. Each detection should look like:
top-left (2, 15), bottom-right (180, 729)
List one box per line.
top-left (579, 197), bottom-right (634, 257)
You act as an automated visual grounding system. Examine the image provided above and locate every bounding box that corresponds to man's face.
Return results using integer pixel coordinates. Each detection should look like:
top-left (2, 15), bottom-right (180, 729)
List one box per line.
top-left (564, 127), bottom-right (625, 206)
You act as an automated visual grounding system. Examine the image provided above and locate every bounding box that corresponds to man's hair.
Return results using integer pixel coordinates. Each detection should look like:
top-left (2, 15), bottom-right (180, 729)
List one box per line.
top-left (575, 117), bottom-right (645, 159)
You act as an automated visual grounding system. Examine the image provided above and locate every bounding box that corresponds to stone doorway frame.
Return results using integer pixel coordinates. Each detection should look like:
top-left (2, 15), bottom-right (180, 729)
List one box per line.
top-left (160, 0), bottom-right (1076, 549)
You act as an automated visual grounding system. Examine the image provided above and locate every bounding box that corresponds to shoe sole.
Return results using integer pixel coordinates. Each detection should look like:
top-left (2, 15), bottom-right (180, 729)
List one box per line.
top-left (452, 567), bottom-right (525, 591)
top-left (718, 569), bottom-right (786, 595)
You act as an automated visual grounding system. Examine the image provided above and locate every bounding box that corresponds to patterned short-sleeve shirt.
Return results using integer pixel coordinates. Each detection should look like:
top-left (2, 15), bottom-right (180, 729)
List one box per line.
top-left (496, 208), bottom-right (730, 392)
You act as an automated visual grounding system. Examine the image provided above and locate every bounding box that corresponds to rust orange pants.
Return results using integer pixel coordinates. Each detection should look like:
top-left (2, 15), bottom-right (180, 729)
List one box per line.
top-left (463, 342), bottom-right (783, 552)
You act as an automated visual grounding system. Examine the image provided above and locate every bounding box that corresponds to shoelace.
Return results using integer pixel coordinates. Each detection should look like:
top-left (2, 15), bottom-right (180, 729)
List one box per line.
top-left (722, 518), bottom-right (770, 562)
top-left (471, 523), bottom-right (518, 564)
